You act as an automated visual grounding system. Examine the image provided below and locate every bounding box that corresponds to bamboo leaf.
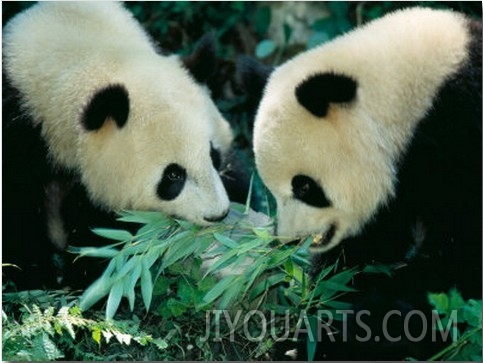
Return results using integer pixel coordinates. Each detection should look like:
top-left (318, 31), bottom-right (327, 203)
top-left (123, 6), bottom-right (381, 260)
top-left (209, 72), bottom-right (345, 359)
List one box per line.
top-left (69, 246), bottom-right (120, 258)
top-left (141, 266), bottom-right (153, 312)
top-left (267, 248), bottom-right (293, 268)
top-left (117, 254), bottom-right (141, 277)
top-left (106, 281), bottom-right (124, 319)
top-left (252, 227), bottom-right (273, 240)
top-left (160, 232), bottom-right (198, 270)
top-left (203, 247), bottom-right (239, 276)
top-left (322, 281), bottom-right (357, 293)
top-left (319, 299), bottom-right (353, 310)
top-left (117, 210), bottom-right (170, 225)
top-left (286, 290), bottom-right (302, 306)
top-left (125, 264), bottom-right (142, 311)
top-left (363, 263), bottom-right (394, 277)
top-left (249, 273), bottom-right (286, 300)
top-left (236, 238), bottom-right (267, 254)
top-left (203, 274), bottom-right (237, 304)
top-left (193, 234), bottom-right (216, 256)
top-left (91, 228), bottom-right (133, 242)
top-left (306, 315), bottom-right (318, 361)
top-left (217, 282), bottom-right (242, 310)
top-left (79, 276), bottom-right (115, 311)
top-left (241, 259), bottom-right (267, 297)
top-left (313, 262), bottom-right (336, 282)
top-left (213, 233), bottom-right (239, 249)
top-left (255, 39), bottom-right (277, 59)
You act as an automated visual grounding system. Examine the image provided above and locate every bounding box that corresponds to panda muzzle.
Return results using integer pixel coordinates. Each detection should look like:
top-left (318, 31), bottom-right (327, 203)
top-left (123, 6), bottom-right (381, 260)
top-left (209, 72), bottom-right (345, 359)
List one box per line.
top-left (203, 209), bottom-right (229, 223)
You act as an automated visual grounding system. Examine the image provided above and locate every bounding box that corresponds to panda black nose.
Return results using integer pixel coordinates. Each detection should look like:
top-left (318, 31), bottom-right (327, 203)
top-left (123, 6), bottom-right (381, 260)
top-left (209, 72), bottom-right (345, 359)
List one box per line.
top-left (204, 209), bottom-right (229, 223)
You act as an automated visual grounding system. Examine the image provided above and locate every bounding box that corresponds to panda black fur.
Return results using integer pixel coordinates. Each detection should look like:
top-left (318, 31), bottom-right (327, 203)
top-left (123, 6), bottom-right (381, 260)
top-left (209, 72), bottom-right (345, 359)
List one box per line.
top-left (3, 2), bottom-right (247, 289)
top-left (242, 7), bottom-right (481, 360)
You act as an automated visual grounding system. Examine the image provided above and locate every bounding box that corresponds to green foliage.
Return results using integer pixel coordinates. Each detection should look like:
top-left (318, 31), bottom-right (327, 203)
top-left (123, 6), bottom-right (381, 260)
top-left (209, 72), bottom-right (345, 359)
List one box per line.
top-left (307, 2), bottom-right (352, 49)
top-left (255, 39), bottom-right (277, 59)
top-left (74, 204), bottom-right (356, 320)
top-left (427, 289), bottom-right (482, 361)
top-left (125, 1), bottom-right (256, 58)
top-left (76, 205), bottom-right (264, 317)
top-left (253, 6), bottom-right (271, 37)
top-left (2, 303), bottom-right (165, 361)
top-left (152, 257), bottom-right (217, 319)
top-left (254, 2), bottom-right (354, 64)
top-left (67, 203), bottom-right (357, 360)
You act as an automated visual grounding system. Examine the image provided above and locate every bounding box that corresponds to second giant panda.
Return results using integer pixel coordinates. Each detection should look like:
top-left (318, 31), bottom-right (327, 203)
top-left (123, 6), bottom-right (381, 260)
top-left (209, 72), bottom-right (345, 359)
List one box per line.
top-left (3, 2), bottom-right (245, 289)
top-left (242, 7), bottom-right (482, 360)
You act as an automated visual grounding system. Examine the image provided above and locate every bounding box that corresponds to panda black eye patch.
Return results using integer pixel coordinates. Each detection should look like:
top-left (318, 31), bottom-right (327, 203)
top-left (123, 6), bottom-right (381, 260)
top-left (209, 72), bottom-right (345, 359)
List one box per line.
top-left (210, 143), bottom-right (222, 171)
top-left (157, 164), bottom-right (187, 201)
top-left (291, 175), bottom-right (331, 208)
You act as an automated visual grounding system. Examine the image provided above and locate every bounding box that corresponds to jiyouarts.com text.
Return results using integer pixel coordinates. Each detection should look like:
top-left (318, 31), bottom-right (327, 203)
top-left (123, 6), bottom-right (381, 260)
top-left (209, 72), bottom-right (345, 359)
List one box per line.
top-left (200, 309), bottom-right (458, 343)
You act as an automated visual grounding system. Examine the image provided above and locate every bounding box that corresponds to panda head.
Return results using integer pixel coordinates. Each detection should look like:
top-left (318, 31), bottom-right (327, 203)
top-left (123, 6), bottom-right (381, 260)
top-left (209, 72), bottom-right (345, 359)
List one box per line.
top-left (253, 70), bottom-right (392, 252)
top-left (249, 7), bottom-right (471, 251)
top-left (3, 1), bottom-right (233, 226)
top-left (76, 36), bottom-right (232, 225)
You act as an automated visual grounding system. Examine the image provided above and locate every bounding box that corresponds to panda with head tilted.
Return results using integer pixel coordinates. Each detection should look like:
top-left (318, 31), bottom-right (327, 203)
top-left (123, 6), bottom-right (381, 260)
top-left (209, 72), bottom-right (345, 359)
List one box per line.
top-left (241, 7), bottom-right (481, 360)
top-left (3, 2), bottom-right (247, 289)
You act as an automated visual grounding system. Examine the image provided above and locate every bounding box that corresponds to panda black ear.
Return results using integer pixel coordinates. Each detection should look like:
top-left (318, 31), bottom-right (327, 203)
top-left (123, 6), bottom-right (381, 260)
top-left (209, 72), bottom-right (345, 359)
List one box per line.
top-left (295, 73), bottom-right (357, 117)
top-left (82, 84), bottom-right (130, 131)
top-left (236, 56), bottom-right (273, 109)
top-left (182, 33), bottom-right (217, 84)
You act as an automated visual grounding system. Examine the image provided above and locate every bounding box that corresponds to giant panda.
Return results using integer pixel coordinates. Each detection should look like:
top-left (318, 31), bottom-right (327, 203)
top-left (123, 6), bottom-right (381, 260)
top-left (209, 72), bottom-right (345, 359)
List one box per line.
top-left (241, 7), bottom-right (481, 360)
top-left (3, 2), bottom-right (245, 290)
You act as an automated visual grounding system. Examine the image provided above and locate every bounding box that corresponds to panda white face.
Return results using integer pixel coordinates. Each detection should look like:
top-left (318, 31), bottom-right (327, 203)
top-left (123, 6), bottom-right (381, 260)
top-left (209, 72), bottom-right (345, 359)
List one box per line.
top-left (78, 57), bottom-right (232, 225)
top-left (254, 71), bottom-right (396, 251)
top-left (3, 2), bottom-right (233, 226)
top-left (252, 7), bottom-right (470, 251)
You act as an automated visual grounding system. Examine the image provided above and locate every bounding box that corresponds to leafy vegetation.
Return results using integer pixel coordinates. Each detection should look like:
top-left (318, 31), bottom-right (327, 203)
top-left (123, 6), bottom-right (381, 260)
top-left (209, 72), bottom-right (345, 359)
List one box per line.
top-left (75, 203), bottom-right (361, 359)
top-left (3, 204), bottom-right (361, 360)
top-left (427, 289), bottom-right (482, 361)
top-left (2, 302), bottom-right (167, 361)
top-left (5, 205), bottom-right (481, 360)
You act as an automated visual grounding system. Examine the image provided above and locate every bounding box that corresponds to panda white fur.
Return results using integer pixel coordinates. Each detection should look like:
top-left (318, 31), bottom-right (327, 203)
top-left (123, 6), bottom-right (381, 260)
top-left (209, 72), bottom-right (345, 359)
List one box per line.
top-left (3, 2), bottom-right (240, 288)
top-left (4, 2), bottom-right (232, 226)
top-left (252, 7), bottom-right (481, 252)
top-left (242, 7), bottom-right (481, 360)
